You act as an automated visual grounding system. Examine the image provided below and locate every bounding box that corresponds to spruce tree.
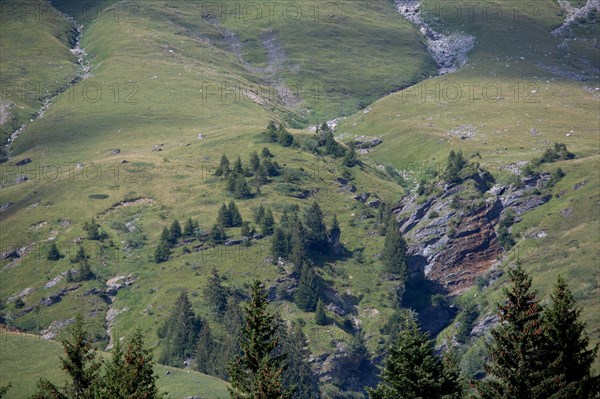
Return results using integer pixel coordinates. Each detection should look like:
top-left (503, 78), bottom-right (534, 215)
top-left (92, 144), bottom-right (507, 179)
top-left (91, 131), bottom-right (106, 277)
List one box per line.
top-left (381, 217), bottom-right (407, 277)
top-left (328, 214), bottom-right (341, 255)
top-left (476, 264), bottom-right (548, 399)
top-left (71, 245), bottom-right (87, 263)
top-left (281, 323), bottom-right (321, 399)
top-left (272, 227), bottom-right (290, 263)
top-left (195, 323), bottom-right (216, 376)
top-left (233, 175), bottom-right (252, 199)
top-left (255, 205), bottom-right (266, 224)
top-left (209, 223), bottom-right (227, 245)
top-left (261, 209), bottom-right (275, 236)
top-left (277, 125), bottom-right (294, 147)
top-left (183, 218), bottom-right (196, 238)
top-left (217, 203), bottom-right (232, 227)
top-left (233, 156), bottom-right (244, 175)
top-left (250, 151), bottom-right (261, 172)
top-left (77, 260), bottom-right (94, 282)
top-left (215, 154), bottom-right (231, 177)
top-left (158, 291), bottom-right (201, 367)
top-left (368, 311), bottom-right (462, 399)
top-left (541, 276), bottom-right (599, 398)
top-left (289, 226), bottom-right (307, 274)
top-left (32, 315), bottom-right (102, 399)
top-left (83, 218), bottom-right (102, 240)
top-left (303, 202), bottom-right (328, 252)
top-left (100, 328), bottom-right (164, 399)
top-left (154, 240), bottom-right (171, 263)
top-left (203, 267), bottom-right (228, 315)
top-left (262, 147), bottom-right (273, 158)
top-left (294, 264), bottom-right (320, 312)
top-left (241, 221), bottom-right (254, 239)
top-left (169, 219), bottom-right (182, 244)
top-left (314, 299), bottom-right (329, 326)
top-left (266, 121), bottom-right (278, 143)
top-left (47, 242), bottom-right (62, 261)
top-left (228, 280), bottom-right (292, 399)
top-left (228, 201), bottom-right (243, 227)
top-left (343, 142), bottom-right (358, 167)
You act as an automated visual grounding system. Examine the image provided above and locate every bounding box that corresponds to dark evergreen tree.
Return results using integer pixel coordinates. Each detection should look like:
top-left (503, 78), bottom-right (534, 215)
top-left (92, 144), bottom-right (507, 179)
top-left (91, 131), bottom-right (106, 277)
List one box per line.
top-left (228, 280), bottom-right (292, 399)
top-left (444, 150), bottom-right (467, 183)
top-left (262, 147), bottom-right (274, 158)
top-left (381, 217), bottom-right (407, 277)
top-left (261, 209), bottom-right (275, 236)
top-left (195, 322), bottom-right (217, 376)
top-left (31, 315), bottom-right (102, 399)
top-left (314, 299), bottom-right (329, 326)
top-left (343, 141), bottom-right (358, 167)
top-left (271, 227), bottom-right (290, 263)
top-left (209, 223), bottom-right (227, 245)
top-left (83, 218), bottom-right (103, 240)
top-left (154, 227), bottom-right (172, 263)
top-left (77, 260), bottom-right (94, 282)
top-left (277, 125), bottom-right (294, 147)
top-left (541, 276), bottom-right (599, 398)
top-left (280, 323), bottom-right (321, 399)
top-left (158, 291), bottom-right (201, 367)
top-left (183, 218), bottom-right (196, 238)
top-left (204, 267), bottom-right (228, 315)
top-left (303, 202), bottom-right (328, 252)
top-left (255, 205), bottom-right (266, 224)
top-left (241, 221), bottom-right (254, 239)
top-left (289, 225), bottom-right (307, 274)
top-left (249, 151), bottom-right (261, 172)
top-left (328, 214), bottom-right (341, 255)
top-left (476, 264), bottom-right (548, 399)
top-left (0, 384), bottom-right (11, 399)
top-left (100, 328), bottom-right (165, 399)
top-left (47, 242), bottom-right (62, 261)
top-left (70, 245), bottom-right (87, 264)
top-left (228, 201), bottom-right (243, 227)
top-left (215, 154), bottom-right (231, 177)
top-left (217, 203), bottom-right (232, 227)
top-left (266, 121), bottom-right (278, 143)
top-left (233, 156), bottom-right (244, 175)
top-left (233, 175), bottom-right (252, 199)
top-left (169, 219), bottom-right (182, 244)
top-left (368, 312), bottom-right (463, 399)
top-left (294, 264), bottom-right (320, 312)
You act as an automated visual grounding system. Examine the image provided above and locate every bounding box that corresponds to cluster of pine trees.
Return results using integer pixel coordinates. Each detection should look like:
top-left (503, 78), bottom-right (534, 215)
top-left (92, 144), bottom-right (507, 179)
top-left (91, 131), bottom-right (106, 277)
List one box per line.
top-left (154, 218), bottom-right (201, 262)
top-left (214, 147), bottom-right (282, 198)
top-left (28, 315), bottom-right (164, 399)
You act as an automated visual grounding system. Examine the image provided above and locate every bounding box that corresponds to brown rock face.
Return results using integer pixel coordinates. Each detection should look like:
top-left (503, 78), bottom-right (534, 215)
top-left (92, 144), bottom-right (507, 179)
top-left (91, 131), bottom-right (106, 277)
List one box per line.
top-left (426, 201), bottom-right (503, 295)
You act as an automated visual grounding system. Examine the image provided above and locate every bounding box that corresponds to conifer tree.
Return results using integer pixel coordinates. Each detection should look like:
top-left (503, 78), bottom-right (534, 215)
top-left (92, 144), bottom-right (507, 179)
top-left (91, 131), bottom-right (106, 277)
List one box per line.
top-left (249, 151), bottom-right (261, 172)
top-left (217, 203), bottom-right (232, 227)
top-left (241, 221), bottom-right (254, 239)
top-left (233, 175), bottom-right (252, 199)
top-left (476, 264), bottom-right (548, 399)
top-left (100, 328), bottom-right (164, 399)
top-left (228, 201), bottom-right (243, 227)
top-left (294, 264), bottom-right (320, 312)
top-left (280, 323), bottom-right (321, 399)
top-left (228, 280), bottom-right (292, 399)
top-left (314, 299), bottom-right (329, 326)
top-left (303, 202), bottom-right (328, 252)
top-left (77, 259), bottom-right (94, 282)
top-left (71, 245), bottom-right (87, 264)
top-left (272, 227), bottom-right (290, 263)
top-left (195, 322), bottom-right (216, 376)
top-left (183, 218), bottom-right (196, 238)
top-left (541, 276), bottom-right (599, 398)
top-left (289, 226), bottom-right (307, 274)
top-left (203, 267), bottom-right (228, 315)
top-left (328, 214), bottom-right (341, 255)
top-left (266, 121), bottom-right (278, 143)
top-left (262, 147), bottom-right (273, 158)
top-left (261, 209), bottom-right (275, 236)
top-left (209, 223), bottom-right (227, 245)
top-left (255, 205), bottom-right (266, 224)
top-left (233, 156), bottom-right (244, 175)
top-left (154, 227), bottom-right (171, 263)
top-left (158, 291), bottom-right (201, 367)
top-left (343, 141), bottom-right (358, 167)
top-left (381, 217), bottom-right (407, 277)
top-left (169, 219), bottom-right (182, 244)
top-left (215, 154), bottom-right (231, 177)
top-left (47, 242), bottom-right (62, 261)
top-left (368, 311), bottom-right (463, 399)
top-left (83, 218), bottom-right (103, 240)
top-left (31, 315), bottom-right (102, 399)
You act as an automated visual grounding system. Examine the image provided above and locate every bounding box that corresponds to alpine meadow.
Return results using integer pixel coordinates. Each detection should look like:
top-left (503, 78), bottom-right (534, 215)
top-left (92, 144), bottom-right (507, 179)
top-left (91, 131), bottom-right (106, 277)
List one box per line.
top-left (0, 0), bottom-right (599, 398)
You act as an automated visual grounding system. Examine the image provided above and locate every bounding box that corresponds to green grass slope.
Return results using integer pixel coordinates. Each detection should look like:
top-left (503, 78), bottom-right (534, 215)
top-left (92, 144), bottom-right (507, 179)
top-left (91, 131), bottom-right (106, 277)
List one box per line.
top-left (0, 329), bottom-right (229, 399)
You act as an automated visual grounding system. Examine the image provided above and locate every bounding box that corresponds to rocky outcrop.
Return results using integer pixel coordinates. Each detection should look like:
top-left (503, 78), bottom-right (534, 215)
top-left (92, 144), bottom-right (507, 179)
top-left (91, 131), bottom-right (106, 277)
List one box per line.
top-left (394, 173), bottom-right (552, 295)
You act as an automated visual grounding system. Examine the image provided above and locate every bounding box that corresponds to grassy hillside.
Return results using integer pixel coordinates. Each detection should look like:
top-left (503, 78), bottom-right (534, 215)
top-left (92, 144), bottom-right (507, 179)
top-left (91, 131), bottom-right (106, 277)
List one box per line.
top-left (0, 0), bottom-right (598, 396)
top-left (0, 329), bottom-right (229, 399)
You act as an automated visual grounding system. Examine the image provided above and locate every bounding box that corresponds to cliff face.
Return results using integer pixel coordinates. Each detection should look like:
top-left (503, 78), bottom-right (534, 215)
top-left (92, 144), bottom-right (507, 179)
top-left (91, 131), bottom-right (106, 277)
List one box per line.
top-left (394, 172), bottom-right (551, 296)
